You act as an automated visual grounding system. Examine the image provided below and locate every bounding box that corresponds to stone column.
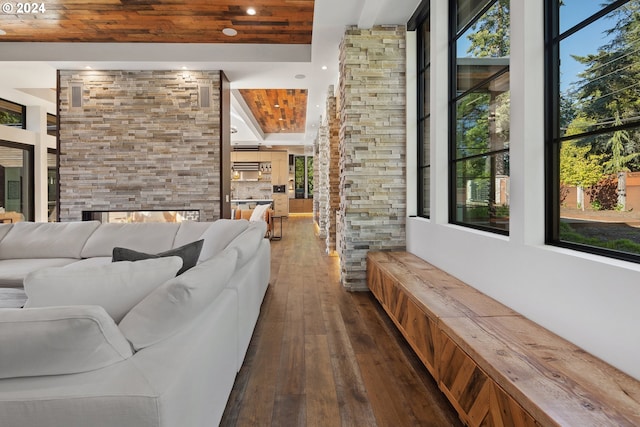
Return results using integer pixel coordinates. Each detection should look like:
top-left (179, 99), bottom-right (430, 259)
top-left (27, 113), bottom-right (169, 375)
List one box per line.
top-left (316, 119), bottom-right (329, 239)
top-left (338, 25), bottom-right (407, 290)
top-left (326, 87), bottom-right (340, 255)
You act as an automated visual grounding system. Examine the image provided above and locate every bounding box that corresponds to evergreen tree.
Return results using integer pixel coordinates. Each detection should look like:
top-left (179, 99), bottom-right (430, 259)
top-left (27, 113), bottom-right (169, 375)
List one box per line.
top-left (570, 1), bottom-right (640, 170)
top-left (466, 0), bottom-right (510, 57)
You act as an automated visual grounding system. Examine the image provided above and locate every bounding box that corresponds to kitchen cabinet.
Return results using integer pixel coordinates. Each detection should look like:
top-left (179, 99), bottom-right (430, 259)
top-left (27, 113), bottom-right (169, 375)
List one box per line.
top-left (289, 198), bottom-right (313, 213)
top-left (272, 193), bottom-right (289, 216)
top-left (231, 150), bottom-right (289, 187)
top-left (270, 152), bottom-right (289, 185)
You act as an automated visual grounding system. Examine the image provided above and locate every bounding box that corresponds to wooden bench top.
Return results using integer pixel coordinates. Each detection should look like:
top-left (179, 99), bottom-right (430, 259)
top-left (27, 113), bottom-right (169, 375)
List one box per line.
top-left (368, 251), bottom-right (640, 426)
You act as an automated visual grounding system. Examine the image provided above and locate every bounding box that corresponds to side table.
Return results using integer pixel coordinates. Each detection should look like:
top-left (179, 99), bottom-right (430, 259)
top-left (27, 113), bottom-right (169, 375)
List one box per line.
top-left (270, 215), bottom-right (287, 241)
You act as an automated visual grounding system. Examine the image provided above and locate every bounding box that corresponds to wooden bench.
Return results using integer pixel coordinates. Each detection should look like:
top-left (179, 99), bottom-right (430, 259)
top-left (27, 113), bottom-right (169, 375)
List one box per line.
top-left (367, 251), bottom-right (640, 427)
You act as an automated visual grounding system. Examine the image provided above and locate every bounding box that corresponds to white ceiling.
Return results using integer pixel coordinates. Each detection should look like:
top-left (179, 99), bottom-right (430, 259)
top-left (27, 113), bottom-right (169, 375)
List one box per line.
top-left (0, 0), bottom-right (421, 146)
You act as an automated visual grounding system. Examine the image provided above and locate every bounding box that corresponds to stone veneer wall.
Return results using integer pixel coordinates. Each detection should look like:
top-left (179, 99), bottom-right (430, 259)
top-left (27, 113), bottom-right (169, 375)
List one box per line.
top-left (338, 25), bottom-right (407, 290)
top-left (317, 118), bottom-right (329, 239)
top-left (58, 70), bottom-right (222, 221)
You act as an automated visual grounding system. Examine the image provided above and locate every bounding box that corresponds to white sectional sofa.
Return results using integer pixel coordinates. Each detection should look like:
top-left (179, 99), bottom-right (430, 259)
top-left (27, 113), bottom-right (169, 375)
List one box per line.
top-left (0, 219), bottom-right (271, 427)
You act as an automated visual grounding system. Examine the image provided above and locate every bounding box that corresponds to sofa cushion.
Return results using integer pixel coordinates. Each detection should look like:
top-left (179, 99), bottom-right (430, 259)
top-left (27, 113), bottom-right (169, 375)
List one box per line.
top-left (225, 221), bottom-right (268, 269)
top-left (80, 223), bottom-right (181, 258)
top-left (0, 305), bottom-right (133, 379)
top-left (63, 257), bottom-right (112, 269)
top-left (112, 239), bottom-right (204, 275)
top-left (249, 203), bottom-right (271, 222)
top-left (0, 223), bottom-right (12, 243)
top-left (173, 221), bottom-right (213, 248)
top-left (0, 221), bottom-right (100, 260)
top-left (119, 248), bottom-right (238, 350)
top-left (24, 257), bottom-right (183, 322)
top-left (0, 258), bottom-right (80, 288)
top-left (197, 219), bottom-right (250, 262)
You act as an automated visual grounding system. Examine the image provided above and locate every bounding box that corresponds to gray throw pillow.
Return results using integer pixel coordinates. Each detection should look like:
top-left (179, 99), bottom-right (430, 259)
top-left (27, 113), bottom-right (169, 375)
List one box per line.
top-left (112, 239), bottom-right (204, 275)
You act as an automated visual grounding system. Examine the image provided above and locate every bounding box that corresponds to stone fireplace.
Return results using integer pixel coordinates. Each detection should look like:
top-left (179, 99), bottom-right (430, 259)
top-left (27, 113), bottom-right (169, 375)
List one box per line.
top-left (82, 210), bottom-right (201, 223)
top-left (57, 70), bottom-right (228, 222)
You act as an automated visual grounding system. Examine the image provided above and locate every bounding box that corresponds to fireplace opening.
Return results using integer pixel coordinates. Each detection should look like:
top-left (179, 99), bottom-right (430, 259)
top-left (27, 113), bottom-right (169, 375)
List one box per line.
top-left (82, 210), bottom-right (201, 223)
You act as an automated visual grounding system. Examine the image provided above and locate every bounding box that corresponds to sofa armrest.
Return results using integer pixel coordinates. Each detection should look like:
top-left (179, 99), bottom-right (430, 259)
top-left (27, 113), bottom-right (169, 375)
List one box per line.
top-left (233, 208), bottom-right (274, 234)
top-left (0, 305), bottom-right (133, 379)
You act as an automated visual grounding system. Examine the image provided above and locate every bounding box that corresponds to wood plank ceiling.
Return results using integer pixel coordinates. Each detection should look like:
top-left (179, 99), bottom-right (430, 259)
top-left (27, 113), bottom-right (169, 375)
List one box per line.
top-left (0, 0), bottom-right (314, 43)
top-left (239, 89), bottom-right (308, 133)
top-left (0, 0), bottom-right (314, 135)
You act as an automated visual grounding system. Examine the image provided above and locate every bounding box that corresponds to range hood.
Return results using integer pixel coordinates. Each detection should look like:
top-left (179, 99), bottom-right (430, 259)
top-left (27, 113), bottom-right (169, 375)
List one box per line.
top-left (232, 162), bottom-right (260, 171)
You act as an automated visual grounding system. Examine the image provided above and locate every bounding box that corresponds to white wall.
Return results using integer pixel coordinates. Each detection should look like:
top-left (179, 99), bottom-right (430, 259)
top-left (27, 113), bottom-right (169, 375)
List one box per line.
top-left (406, 0), bottom-right (640, 380)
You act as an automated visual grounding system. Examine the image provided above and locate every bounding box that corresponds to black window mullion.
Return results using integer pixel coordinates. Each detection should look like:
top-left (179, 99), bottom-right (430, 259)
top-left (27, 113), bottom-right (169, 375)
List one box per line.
top-left (416, 2), bottom-right (431, 219)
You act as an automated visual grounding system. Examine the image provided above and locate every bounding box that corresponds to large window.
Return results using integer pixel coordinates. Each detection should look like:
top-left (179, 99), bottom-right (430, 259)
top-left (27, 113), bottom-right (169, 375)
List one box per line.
top-left (0, 99), bottom-right (25, 129)
top-left (547, 0), bottom-right (640, 261)
top-left (411, 2), bottom-right (432, 218)
top-left (450, 0), bottom-right (510, 233)
top-left (0, 142), bottom-right (33, 222)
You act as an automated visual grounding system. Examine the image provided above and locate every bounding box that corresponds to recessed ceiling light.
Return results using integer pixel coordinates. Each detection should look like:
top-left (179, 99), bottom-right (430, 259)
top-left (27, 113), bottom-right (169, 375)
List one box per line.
top-left (181, 66), bottom-right (188, 70)
top-left (85, 66), bottom-right (92, 69)
top-left (321, 65), bottom-right (328, 70)
top-left (274, 104), bottom-right (280, 108)
top-left (247, 7), bottom-right (256, 15)
top-left (316, 104), bottom-right (320, 108)
top-left (279, 118), bottom-right (284, 121)
top-left (294, 74), bottom-right (306, 79)
top-left (222, 28), bottom-right (238, 37)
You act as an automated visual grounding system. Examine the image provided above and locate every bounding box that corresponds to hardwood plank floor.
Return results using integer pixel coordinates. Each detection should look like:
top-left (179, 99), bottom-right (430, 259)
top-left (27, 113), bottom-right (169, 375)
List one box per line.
top-left (221, 215), bottom-right (463, 427)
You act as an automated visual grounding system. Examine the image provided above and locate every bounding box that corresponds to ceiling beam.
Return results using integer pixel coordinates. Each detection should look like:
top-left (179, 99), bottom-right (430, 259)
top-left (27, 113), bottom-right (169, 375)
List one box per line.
top-left (0, 43), bottom-right (311, 63)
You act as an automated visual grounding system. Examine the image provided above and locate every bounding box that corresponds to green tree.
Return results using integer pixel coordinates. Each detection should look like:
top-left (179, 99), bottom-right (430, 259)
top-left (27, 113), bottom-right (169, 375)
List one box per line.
top-left (560, 141), bottom-right (605, 188)
top-left (560, 140), bottom-right (605, 210)
top-left (0, 111), bottom-right (21, 126)
top-left (570, 2), bottom-right (640, 169)
top-left (603, 112), bottom-right (639, 174)
top-left (466, 0), bottom-right (510, 58)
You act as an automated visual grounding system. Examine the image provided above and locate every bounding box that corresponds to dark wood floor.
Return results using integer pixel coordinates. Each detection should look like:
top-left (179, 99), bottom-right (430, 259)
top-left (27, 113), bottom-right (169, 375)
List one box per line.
top-left (220, 215), bottom-right (462, 427)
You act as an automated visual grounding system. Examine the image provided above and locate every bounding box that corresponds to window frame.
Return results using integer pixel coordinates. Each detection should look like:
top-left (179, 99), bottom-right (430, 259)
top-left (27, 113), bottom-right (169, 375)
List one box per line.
top-left (410, 1), bottom-right (432, 219)
top-left (449, 0), bottom-right (511, 235)
top-left (544, 0), bottom-right (640, 263)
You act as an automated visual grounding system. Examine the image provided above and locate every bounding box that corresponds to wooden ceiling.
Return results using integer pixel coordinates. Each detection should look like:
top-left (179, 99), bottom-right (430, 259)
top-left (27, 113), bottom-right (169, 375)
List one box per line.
top-left (240, 89), bottom-right (307, 133)
top-left (0, 0), bottom-right (314, 43)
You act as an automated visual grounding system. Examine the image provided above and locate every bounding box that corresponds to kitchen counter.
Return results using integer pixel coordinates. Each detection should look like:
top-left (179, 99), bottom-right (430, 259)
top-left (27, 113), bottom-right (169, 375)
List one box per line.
top-left (231, 199), bottom-right (273, 209)
top-left (231, 199), bottom-right (273, 203)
